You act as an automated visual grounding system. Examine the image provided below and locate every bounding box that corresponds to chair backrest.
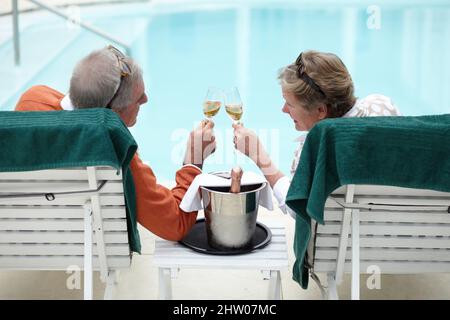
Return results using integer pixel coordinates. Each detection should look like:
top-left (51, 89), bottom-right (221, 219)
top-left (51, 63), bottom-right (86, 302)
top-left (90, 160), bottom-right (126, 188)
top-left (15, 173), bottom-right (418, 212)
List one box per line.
top-left (313, 185), bottom-right (450, 274)
top-left (0, 166), bottom-right (131, 271)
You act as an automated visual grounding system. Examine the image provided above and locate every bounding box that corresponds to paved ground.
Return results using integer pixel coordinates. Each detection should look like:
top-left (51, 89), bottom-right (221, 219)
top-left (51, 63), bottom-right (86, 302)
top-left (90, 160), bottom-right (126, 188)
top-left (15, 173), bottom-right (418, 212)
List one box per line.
top-left (1, 205), bottom-right (450, 300)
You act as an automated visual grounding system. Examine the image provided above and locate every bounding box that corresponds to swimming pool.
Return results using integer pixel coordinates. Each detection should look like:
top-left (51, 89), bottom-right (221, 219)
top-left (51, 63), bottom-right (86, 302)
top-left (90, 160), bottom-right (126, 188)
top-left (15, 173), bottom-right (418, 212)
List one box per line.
top-left (1, 1), bottom-right (450, 180)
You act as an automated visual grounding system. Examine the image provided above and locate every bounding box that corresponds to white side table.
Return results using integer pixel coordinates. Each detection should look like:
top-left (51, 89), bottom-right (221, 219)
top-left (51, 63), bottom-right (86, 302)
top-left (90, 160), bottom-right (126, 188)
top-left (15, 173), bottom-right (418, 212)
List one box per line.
top-left (153, 218), bottom-right (289, 300)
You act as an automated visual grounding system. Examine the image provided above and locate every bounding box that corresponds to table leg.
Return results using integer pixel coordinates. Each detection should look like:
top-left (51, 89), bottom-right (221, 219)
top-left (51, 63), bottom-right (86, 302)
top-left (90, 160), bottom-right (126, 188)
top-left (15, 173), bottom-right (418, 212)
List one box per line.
top-left (268, 270), bottom-right (281, 300)
top-left (159, 268), bottom-right (173, 300)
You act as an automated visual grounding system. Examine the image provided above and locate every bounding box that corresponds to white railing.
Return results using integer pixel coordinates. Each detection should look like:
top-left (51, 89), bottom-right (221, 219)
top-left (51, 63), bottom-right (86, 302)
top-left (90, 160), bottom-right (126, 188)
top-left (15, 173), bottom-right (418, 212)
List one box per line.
top-left (11, 0), bottom-right (132, 66)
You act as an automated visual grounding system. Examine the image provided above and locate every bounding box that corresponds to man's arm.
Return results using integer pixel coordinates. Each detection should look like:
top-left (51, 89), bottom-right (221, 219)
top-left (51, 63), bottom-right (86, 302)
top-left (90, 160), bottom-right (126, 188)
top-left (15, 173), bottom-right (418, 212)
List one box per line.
top-left (131, 118), bottom-right (216, 241)
top-left (130, 154), bottom-right (202, 241)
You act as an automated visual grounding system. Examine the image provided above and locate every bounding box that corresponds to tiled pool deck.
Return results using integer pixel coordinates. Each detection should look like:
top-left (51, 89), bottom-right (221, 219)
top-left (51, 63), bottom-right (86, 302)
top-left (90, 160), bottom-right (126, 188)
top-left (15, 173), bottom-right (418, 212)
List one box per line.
top-left (1, 199), bottom-right (450, 300)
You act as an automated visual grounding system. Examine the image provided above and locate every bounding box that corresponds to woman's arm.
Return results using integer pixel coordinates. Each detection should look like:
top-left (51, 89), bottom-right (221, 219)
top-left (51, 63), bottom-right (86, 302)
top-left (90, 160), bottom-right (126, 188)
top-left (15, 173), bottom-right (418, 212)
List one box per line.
top-left (253, 148), bottom-right (285, 189)
top-left (233, 123), bottom-right (298, 217)
top-left (232, 123), bottom-right (285, 186)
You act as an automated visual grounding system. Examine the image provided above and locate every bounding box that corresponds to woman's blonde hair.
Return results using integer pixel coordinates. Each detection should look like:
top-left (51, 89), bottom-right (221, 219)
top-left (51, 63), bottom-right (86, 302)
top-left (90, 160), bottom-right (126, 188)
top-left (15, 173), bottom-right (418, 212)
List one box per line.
top-left (278, 50), bottom-right (356, 118)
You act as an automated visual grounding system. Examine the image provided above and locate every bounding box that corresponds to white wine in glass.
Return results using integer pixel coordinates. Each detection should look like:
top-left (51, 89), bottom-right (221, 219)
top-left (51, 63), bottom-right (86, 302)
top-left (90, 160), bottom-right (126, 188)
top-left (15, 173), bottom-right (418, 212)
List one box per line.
top-left (225, 87), bottom-right (243, 124)
top-left (225, 87), bottom-right (243, 164)
top-left (225, 104), bottom-right (243, 122)
top-left (203, 87), bottom-right (222, 120)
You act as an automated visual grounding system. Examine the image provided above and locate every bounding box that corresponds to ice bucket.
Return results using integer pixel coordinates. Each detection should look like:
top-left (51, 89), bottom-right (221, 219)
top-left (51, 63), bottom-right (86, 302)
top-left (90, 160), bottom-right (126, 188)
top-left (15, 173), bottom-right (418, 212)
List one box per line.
top-left (200, 182), bottom-right (266, 250)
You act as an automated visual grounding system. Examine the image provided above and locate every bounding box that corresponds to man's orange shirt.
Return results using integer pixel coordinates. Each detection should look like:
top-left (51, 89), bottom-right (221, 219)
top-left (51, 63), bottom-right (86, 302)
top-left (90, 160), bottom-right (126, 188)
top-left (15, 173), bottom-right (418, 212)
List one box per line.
top-left (16, 85), bottom-right (200, 241)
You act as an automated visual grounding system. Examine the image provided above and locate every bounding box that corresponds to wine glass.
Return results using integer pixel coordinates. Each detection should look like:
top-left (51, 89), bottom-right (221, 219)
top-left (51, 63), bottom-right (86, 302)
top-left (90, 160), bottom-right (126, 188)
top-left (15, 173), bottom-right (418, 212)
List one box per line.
top-left (225, 87), bottom-right (244, 163)
top-left (224, 87), bottom-right (243, 125)
top-left (202, 87), bottom-right (222, 122)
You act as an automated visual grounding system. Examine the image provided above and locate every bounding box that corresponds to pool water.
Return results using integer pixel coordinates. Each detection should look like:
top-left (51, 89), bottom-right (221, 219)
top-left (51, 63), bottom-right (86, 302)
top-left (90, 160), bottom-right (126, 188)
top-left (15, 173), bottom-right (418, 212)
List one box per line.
top-left (1, 1), bottom-right (449, 180)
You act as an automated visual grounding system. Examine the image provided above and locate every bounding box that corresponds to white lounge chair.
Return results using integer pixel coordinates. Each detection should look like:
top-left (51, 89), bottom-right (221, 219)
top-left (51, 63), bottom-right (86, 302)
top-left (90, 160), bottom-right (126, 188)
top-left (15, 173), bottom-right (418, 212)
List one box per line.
top-left (0, 166), bottom-right (132, 300)
top-left (311, 184), bottom-right (450, 300)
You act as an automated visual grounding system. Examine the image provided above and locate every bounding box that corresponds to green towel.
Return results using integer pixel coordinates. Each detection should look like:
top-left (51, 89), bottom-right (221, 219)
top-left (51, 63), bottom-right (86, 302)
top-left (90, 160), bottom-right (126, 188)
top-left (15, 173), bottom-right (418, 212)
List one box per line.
top-left (285, 114), bottom-right (450, 289)
top-left (0, 109), bottom-right (141, 253)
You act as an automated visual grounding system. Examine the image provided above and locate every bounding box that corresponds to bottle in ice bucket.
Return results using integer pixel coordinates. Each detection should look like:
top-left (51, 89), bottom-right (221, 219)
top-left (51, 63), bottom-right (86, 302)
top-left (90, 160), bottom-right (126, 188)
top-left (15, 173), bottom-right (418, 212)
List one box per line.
top-left (201, 166), bottom-right (265, 251)
top-left (230, 166), bottom-right (243, 193)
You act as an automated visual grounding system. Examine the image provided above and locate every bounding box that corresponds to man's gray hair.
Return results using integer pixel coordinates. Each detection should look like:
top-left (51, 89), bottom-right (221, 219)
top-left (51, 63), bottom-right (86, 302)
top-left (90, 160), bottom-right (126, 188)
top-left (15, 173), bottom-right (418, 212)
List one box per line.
top-left (69, 47), bottom-right (143, 111)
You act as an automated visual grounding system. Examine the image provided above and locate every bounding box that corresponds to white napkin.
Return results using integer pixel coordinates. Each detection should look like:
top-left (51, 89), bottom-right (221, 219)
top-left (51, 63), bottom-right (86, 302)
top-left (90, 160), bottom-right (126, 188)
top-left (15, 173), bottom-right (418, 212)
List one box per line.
top-left (180, 171), bottom-right (274, 212)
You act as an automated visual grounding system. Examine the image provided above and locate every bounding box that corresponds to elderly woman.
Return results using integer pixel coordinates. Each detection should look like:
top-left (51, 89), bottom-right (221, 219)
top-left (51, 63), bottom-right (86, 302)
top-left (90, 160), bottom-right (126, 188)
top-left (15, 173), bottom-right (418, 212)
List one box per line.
top-left (233, 50), bottom-right (400, 217)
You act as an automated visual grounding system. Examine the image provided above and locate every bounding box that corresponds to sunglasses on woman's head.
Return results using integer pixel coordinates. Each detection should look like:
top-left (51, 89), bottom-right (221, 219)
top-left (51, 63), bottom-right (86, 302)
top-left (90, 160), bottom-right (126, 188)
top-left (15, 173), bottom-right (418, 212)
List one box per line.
top-left (295, 52), bottom-right (327, 99)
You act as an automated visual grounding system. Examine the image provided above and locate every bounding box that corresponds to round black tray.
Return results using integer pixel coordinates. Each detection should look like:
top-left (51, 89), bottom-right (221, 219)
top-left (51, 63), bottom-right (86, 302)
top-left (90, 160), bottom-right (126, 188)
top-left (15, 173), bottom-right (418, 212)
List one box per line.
top-left (179, 218), bottom-right (272, 255)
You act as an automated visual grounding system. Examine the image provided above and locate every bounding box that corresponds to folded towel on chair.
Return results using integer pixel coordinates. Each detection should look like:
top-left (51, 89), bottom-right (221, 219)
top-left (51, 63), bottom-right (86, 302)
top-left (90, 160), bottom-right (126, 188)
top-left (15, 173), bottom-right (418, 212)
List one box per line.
top-left (0, 109), bottom-right (141, 253)
top-left (285, 114), bottom-right (450, 289)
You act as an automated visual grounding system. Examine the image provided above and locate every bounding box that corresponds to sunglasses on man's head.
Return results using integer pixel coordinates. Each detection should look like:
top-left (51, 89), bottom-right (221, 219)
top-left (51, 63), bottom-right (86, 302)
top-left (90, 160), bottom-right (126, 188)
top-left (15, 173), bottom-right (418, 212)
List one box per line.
top-left (105, 45), bottom-right (132, 109)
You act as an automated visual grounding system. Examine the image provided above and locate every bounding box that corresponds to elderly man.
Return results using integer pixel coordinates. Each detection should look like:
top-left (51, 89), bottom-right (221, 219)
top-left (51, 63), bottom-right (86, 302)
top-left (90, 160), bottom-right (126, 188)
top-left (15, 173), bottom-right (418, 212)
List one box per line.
top-left (15, 45), bottom-right (216, 241)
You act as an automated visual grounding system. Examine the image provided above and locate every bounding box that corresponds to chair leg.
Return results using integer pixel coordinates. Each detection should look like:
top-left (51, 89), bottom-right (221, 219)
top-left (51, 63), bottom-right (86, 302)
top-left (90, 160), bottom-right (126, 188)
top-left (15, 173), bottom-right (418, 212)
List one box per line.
top-left (351, 209), bottom-right (360, 300)
top-left (336, 209), bottom-right (352, 285)
top-left (327, 273), bottom-right (339, 300)
top-left (104, 270), bottom-right (118, 300)
top-left (268, 270), bottom-right (281, 300)
top-left (159, 268), bottom-right (173, 300)
top-left (83, 204), bottom-right (93, 300)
